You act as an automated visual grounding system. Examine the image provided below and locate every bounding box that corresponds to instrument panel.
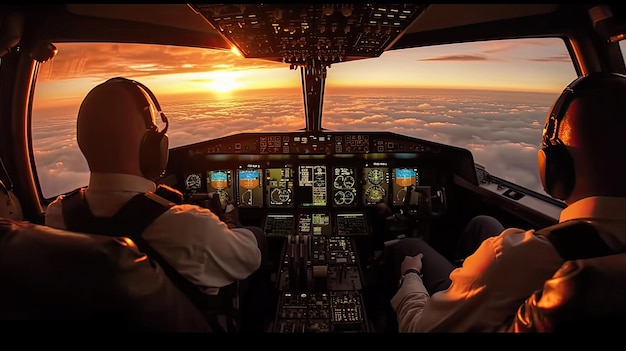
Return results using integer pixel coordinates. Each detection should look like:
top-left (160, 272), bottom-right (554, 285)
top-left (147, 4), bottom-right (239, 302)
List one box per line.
top-left (166, 131), bottom-right (474, 333)
top-left (183, 163), bottom-right (421, 209)
top-left (168, 131), bottom-right (475, 238)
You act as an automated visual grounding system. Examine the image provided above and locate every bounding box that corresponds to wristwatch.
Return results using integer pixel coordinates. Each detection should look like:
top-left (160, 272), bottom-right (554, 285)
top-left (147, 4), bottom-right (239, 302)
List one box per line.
top-left (398, 268), bottom-right (423, 288)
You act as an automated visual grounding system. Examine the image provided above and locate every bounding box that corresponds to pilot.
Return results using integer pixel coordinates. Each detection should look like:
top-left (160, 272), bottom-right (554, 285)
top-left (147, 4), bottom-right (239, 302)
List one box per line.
top-left (44, 77), bottom-right (271, 332)
top-left (385, 72), bottom-right (626, 332)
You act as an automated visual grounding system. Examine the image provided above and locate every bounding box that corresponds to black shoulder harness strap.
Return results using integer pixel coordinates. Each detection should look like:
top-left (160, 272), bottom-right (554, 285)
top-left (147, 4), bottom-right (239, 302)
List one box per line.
top-left (62, 187), bottom-right (174, 236)
top-left (61, 185), bottom-right (233, 332)
top-left (535, 219), bottom-right (615, 261)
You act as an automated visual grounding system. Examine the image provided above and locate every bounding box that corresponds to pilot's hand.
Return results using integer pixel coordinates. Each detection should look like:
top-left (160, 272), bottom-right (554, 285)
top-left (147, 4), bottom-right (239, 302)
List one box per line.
top-left (221, 201), bottom-right (241, 229)
top-left (400, 253), bottom-right (424, 274)
top-left (206, 192), bottom-right (224, 217)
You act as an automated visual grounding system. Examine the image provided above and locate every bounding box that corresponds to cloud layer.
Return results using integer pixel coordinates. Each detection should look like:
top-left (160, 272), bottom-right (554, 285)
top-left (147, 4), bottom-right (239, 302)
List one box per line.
top-left (32, 88), bottom-right (555, 198)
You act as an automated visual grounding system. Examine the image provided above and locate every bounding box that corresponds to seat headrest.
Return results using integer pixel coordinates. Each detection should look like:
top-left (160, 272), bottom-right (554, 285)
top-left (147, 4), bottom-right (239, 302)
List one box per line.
top-left (0, 218), bottom-right (210, 332)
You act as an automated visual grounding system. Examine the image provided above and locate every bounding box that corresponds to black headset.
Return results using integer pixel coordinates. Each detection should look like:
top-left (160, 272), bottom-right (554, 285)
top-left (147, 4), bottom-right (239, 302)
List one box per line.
top-left (105, 77), bottom-right (169, 180)
top-left (538, 72), bottom-right (626, 200)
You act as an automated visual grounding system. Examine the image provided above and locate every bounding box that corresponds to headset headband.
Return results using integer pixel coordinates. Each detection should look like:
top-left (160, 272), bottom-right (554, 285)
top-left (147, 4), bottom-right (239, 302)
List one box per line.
top-left (106, 77), bottom-right (169, 134)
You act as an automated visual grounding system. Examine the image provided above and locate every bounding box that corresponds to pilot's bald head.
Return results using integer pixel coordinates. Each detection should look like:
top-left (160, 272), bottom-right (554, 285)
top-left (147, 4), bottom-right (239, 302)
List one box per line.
top-left (551, 73), bottom-right (626, 201)
top-left (77, 78), bottom-right (155, 176)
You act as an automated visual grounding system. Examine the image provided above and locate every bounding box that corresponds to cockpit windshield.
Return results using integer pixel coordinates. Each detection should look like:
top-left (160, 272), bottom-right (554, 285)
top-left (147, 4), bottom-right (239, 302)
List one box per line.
top-left (31, 38), bottom-right (576, 199)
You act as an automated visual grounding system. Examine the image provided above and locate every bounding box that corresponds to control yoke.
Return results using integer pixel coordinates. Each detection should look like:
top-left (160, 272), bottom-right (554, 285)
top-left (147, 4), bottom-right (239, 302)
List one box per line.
top-left (384, 185), bottom-right (447, 239)
top-left (410, 185), bottom-right (447, 219)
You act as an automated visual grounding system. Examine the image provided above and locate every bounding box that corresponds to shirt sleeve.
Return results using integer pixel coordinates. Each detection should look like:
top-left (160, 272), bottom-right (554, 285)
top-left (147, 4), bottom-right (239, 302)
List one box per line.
top-left (143, 204), bottom-right (262, 295)
top-left (390, 228), bottom-right (564, 332)
top-left (391, 273), bottom-right (430, 332)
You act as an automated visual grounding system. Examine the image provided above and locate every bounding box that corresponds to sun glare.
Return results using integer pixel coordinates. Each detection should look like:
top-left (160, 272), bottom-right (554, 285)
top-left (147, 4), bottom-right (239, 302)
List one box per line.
top-left (230, 46), bottom-right (242, 57)
top-left (205, 71), bottom-right (244, 93)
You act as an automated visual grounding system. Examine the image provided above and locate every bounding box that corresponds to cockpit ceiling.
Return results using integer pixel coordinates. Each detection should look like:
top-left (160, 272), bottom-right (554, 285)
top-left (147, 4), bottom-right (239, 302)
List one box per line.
top-left (189, 3), bottom-right (427, 65)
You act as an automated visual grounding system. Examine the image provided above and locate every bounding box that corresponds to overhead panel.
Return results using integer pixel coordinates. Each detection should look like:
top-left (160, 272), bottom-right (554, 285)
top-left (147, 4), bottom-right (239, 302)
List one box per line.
top-left (190, 3), bottom-right (427, 66)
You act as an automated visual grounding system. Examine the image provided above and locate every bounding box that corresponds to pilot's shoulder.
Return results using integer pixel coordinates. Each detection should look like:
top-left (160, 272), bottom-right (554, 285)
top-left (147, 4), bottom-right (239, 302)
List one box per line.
top-left (163, 202), bottom-right (220, 221)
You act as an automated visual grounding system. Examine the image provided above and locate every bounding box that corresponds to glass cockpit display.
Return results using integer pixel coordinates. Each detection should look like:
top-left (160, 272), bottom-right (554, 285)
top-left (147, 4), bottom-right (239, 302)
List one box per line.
top-left (391, 167), bottom-right (420, 206)
top-left (184, 172), bottom-right (203, 193)
top-left (237, 167), bottom-right (264, 208)
top-left (265, 167), bottom-right (294, 207)
top-left (297, 165), bottom-right (327, 207)
top-left (207, 170), bottom-right (234, 208)
top-left (363, 165), bottom-right (389, 205)
top-left (332, 167), bottom-right (357, 207)
top-left (298, 213), bottom-right (332, 236)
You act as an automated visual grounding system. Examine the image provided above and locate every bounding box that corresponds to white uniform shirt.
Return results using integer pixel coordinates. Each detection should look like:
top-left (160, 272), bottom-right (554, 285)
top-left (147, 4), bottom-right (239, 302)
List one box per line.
top-left (391, 196), bottom-right (626, 332)
top-left (45, 173), bottom-right (262, 295)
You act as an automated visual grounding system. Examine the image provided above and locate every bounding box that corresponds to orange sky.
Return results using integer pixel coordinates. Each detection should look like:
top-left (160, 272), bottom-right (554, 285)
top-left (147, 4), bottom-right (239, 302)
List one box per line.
top-left (34, 37), bottom-right (578, 108)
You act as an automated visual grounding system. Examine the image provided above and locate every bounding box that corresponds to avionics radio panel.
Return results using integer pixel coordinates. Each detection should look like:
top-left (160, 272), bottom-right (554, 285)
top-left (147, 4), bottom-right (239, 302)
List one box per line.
top-left (264, 212), bottom-right (368, 237)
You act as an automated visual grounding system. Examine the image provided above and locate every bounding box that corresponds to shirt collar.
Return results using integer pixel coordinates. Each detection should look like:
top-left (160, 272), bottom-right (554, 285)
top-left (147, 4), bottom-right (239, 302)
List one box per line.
top-left (560, 196), bottom-right (626, 223)
top-left (87, 173), bottom-right (156, 193)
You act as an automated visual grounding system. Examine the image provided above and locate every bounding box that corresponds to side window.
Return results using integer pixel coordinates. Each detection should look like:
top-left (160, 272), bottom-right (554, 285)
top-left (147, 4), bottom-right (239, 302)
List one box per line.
top-left (30, 42), bottom-right (302, 200)
top-left (324, 37), bottom-right (577, 197)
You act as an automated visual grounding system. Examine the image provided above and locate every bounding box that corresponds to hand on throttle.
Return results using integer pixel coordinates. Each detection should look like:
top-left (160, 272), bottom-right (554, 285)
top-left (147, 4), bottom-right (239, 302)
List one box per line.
top-left (400, 253), bottom-right (424, 274)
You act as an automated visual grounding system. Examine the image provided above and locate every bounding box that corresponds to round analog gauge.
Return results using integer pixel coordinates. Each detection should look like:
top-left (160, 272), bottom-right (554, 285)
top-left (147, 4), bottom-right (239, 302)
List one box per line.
top-left (334, 191), bottom-right (345, 205)
top-left (271, 188), bottom-right (292, 205)
top-left (343, 190), bottom-right (355, 205)
top-left (333, 175), bottom-right (344, 189)
top-left (367, 169), bottom-right (384, 185)
top-left (365, 185), bottom-right (385, 203)
top-left (185, 173), bottom-right (202, 190)
top-left (343, 175), bottom-right (355, 188)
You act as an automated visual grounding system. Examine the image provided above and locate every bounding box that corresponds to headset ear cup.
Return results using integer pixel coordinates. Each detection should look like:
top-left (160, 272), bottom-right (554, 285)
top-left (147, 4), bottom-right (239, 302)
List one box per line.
top-left (538, 144), bottom-right (575, 200)
top-left (140, 130), bottom-right (168, 180)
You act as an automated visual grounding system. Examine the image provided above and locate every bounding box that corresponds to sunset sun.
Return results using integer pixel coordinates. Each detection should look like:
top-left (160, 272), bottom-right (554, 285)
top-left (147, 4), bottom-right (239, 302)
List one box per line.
top-left (206, 71), bottom-right (244, 93)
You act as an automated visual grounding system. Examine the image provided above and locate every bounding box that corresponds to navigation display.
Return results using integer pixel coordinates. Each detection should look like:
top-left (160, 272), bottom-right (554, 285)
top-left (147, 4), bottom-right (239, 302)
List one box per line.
top-left (237, 167), bottom-right (264, 208)
top-left (207, 169), bottom-right (233, 209)
top-left (265, 167), bottom-right (294, 207)
top-left (391, 167), bottom-right (420, 206)
top-left (362, 165), bottom-right (389, 206)
top-left (297, 165), bottom-right (327, 207)
top-left (332, 167), bottom-right (357, 207)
